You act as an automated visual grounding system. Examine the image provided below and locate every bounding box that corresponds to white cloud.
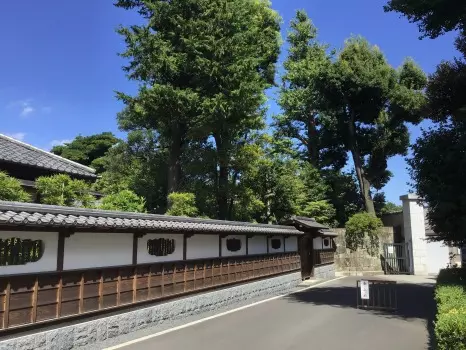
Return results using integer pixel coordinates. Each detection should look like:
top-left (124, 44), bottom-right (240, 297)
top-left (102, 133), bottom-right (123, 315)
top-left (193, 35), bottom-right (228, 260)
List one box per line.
top-left (4, 132), bottom-right (26, 141)
top-left (50, 139), bottom-right (72, 148)
top-left (7, 99), bottom-right (35, 117)
top-left (20, 105), bottom-right (34, 117)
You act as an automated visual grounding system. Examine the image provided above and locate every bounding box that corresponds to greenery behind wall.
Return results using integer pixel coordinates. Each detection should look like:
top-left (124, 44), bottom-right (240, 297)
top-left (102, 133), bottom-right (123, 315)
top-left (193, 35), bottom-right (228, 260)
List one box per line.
top-left (2, 1), bottom-right (464, 245)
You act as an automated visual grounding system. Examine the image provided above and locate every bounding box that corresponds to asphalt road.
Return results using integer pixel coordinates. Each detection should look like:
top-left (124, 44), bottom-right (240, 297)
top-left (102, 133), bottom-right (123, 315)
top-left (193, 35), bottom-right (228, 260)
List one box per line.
top-left (112, 276), bottom-right (436, 350)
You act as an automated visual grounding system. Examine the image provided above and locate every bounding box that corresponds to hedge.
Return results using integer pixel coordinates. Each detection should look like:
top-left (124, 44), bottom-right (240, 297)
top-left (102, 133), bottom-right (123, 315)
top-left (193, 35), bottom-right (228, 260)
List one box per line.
top-left (435, 268), bottom-right (466, 349)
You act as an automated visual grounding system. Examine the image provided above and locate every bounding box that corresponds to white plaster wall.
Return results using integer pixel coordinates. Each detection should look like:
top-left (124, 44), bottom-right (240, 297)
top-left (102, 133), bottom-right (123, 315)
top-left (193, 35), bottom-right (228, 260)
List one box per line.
top-left (221, 235), bottom-right (246, 257)
top-left (401, 194), bottom-right (428, 275)
top-left (0, 231), bottom-right (58, 275)
top-left (269, 236), bottom-right (284, 253)
top-left (248, 236), bottom-right (267, 255)
top-left (313, 237), bottom-right (322, 249)
top-left (427, 241), bottom-right (450, 275)
top-left (285, 236), bottom-right (298, 252)
top-left (137, 233), bottom-right (183, 264)
top-left (186, 234), bottom-right (219, 260)
top-left (64, 232), bottom-right (133, 270)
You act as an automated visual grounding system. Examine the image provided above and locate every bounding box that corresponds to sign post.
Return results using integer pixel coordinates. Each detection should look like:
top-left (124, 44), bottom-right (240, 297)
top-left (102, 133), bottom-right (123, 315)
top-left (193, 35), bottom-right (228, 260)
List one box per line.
top-left (360, 279), bottom-right (369, 300)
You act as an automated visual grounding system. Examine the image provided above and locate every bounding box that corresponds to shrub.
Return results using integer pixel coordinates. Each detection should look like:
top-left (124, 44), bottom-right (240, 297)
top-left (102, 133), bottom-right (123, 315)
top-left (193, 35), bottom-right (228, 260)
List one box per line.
top-left (435, 269), bottom-right (466, 350)
top-left (345, 212), bottom-right (383, 256)
top-left (36, 174), bottom-right (94, 207)
top-left (100, 190), bottom-right (146, 212)
top-left (166, 192), bottom-right (198, 217)
top-left (0, 171), bottom-right (31, 202)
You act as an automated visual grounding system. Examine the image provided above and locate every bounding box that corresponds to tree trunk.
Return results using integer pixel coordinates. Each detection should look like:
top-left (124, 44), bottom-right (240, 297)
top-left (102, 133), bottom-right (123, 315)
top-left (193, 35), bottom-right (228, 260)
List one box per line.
top-left (307, 114), bottom-right (319, 168)
top-left (214, 134), bottom-right (229, 220)
top-left (167, 127), bottom-right (183, 194)
top-left (347, 113), bottom-right (376, 216)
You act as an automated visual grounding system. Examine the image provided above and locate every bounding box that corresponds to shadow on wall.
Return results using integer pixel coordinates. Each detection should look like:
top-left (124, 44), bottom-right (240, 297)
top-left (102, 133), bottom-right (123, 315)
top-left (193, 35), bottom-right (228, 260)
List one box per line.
top-left (284, 278), bottom-right (436, 349)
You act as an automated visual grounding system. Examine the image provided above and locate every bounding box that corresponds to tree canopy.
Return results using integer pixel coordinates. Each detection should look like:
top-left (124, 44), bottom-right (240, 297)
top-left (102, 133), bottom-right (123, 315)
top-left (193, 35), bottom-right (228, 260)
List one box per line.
top-left (51, 132), bottom-right (119, 173)
top-left (0, 172), bottom-right (31, 202)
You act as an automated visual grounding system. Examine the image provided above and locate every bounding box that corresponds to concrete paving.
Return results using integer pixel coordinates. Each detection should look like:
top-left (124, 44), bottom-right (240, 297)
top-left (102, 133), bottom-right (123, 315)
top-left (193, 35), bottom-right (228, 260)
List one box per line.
top-left (111, 276), bottom-right (436, 350)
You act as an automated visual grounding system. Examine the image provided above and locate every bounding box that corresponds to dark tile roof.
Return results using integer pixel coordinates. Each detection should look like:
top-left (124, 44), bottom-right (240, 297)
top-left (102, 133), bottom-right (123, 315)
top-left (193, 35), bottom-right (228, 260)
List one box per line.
top-left (292, 216), bottom-right (329, 230)
top-left (0, 201), bottom-right (301, 235)
top-left (0, 134), bottom-right (96, 179)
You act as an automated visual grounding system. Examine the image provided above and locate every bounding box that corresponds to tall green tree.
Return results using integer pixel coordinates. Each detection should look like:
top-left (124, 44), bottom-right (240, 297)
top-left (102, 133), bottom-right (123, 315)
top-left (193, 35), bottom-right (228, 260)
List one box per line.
top-left (318, 37), bottom-right (427, 215)
top-left (51, 132), bottom-right (119, 173)
top-left (116, 0), bottom-right (281, 220)
top-left (384, 0), bottom-right (466, 39)
top-left (386, 0), bottom-right (466, 244)
top-left (276, 10), bottom-right (345, 169)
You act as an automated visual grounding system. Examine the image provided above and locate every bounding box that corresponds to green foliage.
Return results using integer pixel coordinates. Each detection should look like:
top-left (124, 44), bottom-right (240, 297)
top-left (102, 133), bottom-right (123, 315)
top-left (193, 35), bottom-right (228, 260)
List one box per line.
top-left (166, 192), bottom-right (198, 217)
top-left (345, 212), bottom-right (383, 256)
top-left (384, 0), bottom-right (466, 39)
top-left (51, 132), bottom-right (119, 173)
top-left (317, 36), bottom-right (427, 214)
top-left (100, 190), bottom-right (146, 213)
top-left (0, 172), bottom-right (31, 202)
top-left (381, 201), bottom-right (402, 214)
top-left (409, 121), bottom-right (466, 245)
top-left (276, 10), bottom-right (345, 169)
top-left (298, 200), bottom-right (336, 227)
top-left (116, 0), bottom-right (281, 219)
top-left (434, 269), bottom-right (466, 350)
top-left (36, 174), bottom-right (94, 207)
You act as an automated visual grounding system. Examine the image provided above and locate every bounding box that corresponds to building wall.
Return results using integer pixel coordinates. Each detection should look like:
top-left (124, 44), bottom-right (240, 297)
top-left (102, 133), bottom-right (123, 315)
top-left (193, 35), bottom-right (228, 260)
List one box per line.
top-left (248, 236), bottom-right (267, 255)
top-left (221, 235), bottom-right (246, 257)
top-left (137, 233), bottom-right (183, 264)
top-left (285, 236), bottom-right (298, 252)
top-left (64, 232), bottom-right (133, 270)
top-left (0, 231), bottom-right (58, 275)
top-left (186, 234), bottom-right (219, 260)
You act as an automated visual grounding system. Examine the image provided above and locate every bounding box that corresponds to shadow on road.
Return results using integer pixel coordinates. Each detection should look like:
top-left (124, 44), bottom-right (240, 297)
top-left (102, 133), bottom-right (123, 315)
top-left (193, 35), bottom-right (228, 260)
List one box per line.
top-left (285, 279), bottom-right (436, 349)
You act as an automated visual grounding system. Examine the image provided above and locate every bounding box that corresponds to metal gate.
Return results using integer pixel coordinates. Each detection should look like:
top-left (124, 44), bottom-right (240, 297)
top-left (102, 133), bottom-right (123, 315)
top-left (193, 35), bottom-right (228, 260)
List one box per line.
top-left (383, 243), bottom-right (410, 274)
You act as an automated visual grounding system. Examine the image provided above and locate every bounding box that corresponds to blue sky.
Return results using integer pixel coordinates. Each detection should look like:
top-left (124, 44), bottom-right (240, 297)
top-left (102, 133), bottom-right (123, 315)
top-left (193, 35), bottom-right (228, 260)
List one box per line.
top-left (0, 0), bottom-right (458, 204)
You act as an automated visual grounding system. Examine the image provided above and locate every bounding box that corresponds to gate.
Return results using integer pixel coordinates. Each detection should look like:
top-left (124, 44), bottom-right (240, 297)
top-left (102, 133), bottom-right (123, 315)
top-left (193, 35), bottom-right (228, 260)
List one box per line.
top-left (357, 280), bottom-right (397, 311)
top-left (383, 243), bottom-right (410, 274)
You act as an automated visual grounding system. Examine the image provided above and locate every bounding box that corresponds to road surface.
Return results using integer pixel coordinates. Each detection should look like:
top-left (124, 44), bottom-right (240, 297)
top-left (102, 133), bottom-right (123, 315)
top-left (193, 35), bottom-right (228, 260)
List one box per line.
top-left (110, 276), bottom-right (436, 350)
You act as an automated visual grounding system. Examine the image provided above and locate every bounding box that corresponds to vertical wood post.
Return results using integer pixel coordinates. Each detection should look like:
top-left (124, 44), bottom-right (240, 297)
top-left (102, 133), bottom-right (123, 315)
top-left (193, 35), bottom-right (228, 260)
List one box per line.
top-left (161, 264), bottom-right (165, 297)
top-left (266, 236), bottom-right (269, 253)
top-left (57, 276), bottom-right (63, 318)
top-left (132, 233), bottom-right (139, 265)
top-left (4, 281), bottom-right (10, 329)
top-left (98, 270), bottom-right (104, 310)
top-left (183, 234), bottom-right (188, 260)
top-left (116, 269), bottom-right (121, 306)
top-left (283, 236), bottom-right (286, 253)
top-left (31, 276), bottom-right (39, 323)
top-left (78, 273), bottom-right (84, 313)
top-left (57, 230), bottom-right (68, 271)
top-left (246, 236), bottom-right (249, 255)
top-left (218, 235), bottom-right (222, 257)
top-left (148, 265), bottom-right (152, 299)
top-left (132, 267), bottom-right (137, 302)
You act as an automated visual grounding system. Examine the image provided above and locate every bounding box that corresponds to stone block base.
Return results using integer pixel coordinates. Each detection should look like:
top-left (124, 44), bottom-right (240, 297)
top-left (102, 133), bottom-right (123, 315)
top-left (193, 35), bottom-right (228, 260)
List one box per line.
top-left (0, 272), bottom-right (302, 350)
top-left (313, 263), bottom-right (336, 279)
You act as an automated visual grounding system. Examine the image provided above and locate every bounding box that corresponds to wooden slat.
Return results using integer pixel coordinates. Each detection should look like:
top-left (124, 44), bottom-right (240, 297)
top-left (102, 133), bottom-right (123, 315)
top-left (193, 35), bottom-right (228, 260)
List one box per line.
top-left (148, 265), bottom-right (152, 299)
top-left (56, 276), bottom-right (63, 318)
top-left (78, 274), bottom-right (84, 314)
top-left (98, 270), bottom-right (103, 310)
top-left (116, 270), bottom-right (121, 307)
top-left (161, 264), bottom-right (165, 297)
top-left (4, 282), bottom-right (10, 329)
top-left (132, 267), bottom-right (137, 303)
top-left (31, 276), bottom-right (38, 323)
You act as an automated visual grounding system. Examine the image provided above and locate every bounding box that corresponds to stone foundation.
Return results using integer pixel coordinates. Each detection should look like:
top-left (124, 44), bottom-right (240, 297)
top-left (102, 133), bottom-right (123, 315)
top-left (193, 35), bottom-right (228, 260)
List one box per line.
top-left (0, 272), bottom-right (302, 350)
top-left (313, 263), bottom-right (335, 279)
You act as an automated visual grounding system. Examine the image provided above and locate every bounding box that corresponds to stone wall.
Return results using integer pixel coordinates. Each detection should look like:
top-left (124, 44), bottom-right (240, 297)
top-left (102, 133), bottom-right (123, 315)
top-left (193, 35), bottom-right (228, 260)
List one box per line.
top-left (0, 272), bottom-right (302, 350)
top-left (313, 263), bottom-right (336, 279)
top-left (333, 227), bottom-right (394, 276)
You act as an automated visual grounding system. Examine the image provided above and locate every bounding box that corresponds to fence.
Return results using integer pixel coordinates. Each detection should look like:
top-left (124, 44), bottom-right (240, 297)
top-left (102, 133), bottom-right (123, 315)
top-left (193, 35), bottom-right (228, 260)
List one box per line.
top-left (314, 249), bottom-right (335, 266)
top-left (356, 279), bottom-right (397, 311)
top-left (0, 252), bottom-right (300, 331)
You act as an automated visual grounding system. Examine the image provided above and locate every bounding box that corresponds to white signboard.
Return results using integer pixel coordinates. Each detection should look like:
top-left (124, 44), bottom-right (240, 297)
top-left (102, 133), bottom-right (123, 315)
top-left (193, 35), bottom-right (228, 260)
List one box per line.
top-left (360, 280), bottom-right (370, 300)
top-left (387, 245), bottom-right (394, 254)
